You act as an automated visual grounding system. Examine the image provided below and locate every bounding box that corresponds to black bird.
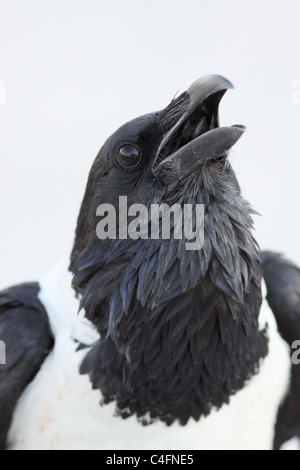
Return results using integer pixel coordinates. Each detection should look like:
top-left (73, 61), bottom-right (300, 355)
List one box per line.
top-left (0, 75), bottom-right (299, 450)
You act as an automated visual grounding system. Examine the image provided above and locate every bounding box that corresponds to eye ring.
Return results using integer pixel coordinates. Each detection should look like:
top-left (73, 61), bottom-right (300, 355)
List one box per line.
top-left (117, 144), bottom-right (141, 168)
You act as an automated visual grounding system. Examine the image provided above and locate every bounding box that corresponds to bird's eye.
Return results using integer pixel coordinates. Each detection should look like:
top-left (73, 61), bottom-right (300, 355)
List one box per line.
top-left (118, 145), bottom-right (141, 167)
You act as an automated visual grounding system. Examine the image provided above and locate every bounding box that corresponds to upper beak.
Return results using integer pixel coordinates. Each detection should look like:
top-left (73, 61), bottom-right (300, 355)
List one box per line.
top-left (153, 74), bottom-right (245, 182)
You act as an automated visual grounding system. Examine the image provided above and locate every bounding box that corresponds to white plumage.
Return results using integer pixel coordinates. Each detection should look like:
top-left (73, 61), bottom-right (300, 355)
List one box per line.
top-left (7, 259), bottom-right (291, 450)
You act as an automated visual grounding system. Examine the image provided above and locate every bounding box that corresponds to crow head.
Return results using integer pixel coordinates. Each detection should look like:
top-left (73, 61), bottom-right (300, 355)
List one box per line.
top-left (70, 75), bottom-right (267, 425)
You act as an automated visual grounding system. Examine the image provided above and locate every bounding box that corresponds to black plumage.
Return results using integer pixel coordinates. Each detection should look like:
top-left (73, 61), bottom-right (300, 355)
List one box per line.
top-left (261, 252), bottom-right (300, 449)
top-left (70, 76), bottom-right (269, 426)
top-left (0, 284), bottom-right (53, 449)
top-left (0, 75), bottom-right (299, 449)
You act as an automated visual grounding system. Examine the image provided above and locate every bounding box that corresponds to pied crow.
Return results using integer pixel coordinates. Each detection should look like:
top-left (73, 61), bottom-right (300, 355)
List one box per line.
top-left (0, 75), bottom-right (299, 450)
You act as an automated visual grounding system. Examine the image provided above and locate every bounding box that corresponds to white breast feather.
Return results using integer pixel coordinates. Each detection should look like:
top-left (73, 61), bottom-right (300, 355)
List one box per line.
top-left (7, 259), bottom-right (291, 450)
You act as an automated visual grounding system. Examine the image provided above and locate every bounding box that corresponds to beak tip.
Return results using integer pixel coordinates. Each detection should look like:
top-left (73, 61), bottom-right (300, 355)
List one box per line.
top-left (188, 74), bottom-right (235, 103)
top-left (231, 124), bottom-right (246, 138)
top-left (232, 124), bottom-right (246, 130)
top-left (211, 74), bottom-right (235, 90)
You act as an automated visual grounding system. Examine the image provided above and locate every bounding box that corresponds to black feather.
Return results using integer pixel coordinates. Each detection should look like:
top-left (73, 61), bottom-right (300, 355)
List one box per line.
top-left (261, 252), bottom-right (300, 449)
top-left (70, 94), bottom-right (268, 426)
top-left (0, 283), bottom-right (53, 449)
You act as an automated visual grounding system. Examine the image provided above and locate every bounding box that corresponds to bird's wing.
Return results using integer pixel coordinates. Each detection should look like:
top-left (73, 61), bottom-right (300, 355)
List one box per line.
top-left (0, 283), bottom-right (53, 449)
top-left (261, 251), bottom-right (300, 449)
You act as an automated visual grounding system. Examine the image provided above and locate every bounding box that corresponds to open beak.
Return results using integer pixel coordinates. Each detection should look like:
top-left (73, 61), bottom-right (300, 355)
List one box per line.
top-left (153, 74), bottom-right (245, 182)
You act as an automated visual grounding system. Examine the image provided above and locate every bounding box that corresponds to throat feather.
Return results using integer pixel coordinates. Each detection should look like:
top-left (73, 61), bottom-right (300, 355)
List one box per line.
top-left (73, 196), bottom-right (267, 425)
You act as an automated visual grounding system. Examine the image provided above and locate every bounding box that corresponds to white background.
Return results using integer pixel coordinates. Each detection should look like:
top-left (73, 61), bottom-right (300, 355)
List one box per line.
top-left (0, 0), bottom-right (299, 289)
